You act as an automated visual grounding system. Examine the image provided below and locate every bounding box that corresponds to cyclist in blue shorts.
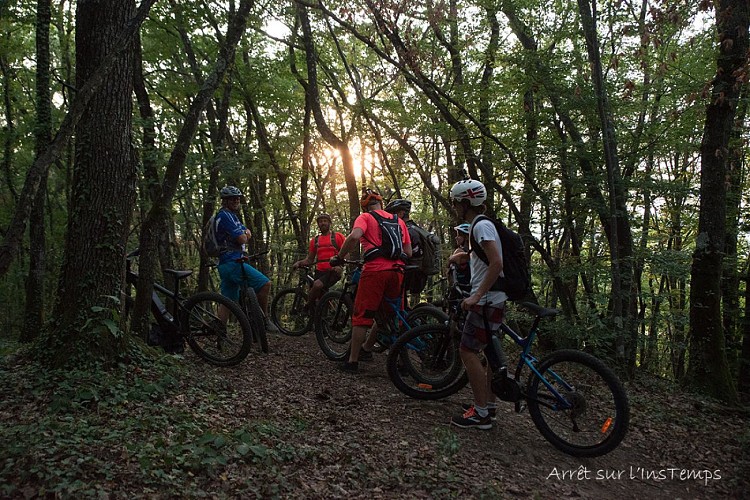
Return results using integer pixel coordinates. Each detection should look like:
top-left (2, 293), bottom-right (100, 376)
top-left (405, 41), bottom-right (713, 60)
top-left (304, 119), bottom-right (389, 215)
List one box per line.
top-left (214, 185), bottom-right (278, 333)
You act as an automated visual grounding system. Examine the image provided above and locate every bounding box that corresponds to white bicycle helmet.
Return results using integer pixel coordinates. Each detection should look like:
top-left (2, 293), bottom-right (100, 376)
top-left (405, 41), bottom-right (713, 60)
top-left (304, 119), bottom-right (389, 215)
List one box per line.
top-left (449, 179), bottom-right (486, 206)
top-left (220, 185), bottom-right (243, 199)
top-left (454, 223), bottom-right (471, 235)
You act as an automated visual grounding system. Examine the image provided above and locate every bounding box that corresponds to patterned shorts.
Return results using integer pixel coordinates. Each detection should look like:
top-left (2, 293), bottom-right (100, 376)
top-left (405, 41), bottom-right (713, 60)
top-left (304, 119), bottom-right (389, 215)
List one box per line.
top-left (459, 303), bottom-right (505, 353)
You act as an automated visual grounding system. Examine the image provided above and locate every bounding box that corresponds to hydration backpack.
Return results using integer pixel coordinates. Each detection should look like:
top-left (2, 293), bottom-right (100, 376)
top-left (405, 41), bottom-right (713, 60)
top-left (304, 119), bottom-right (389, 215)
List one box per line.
top-left (202, 214), bottom-right (224, 258)
top-left (408, 222), bottom-right (441, 275)
top-left (469, 215), bottom-right (531, 301)
top-left (363, 211), bottom-right (405, 262)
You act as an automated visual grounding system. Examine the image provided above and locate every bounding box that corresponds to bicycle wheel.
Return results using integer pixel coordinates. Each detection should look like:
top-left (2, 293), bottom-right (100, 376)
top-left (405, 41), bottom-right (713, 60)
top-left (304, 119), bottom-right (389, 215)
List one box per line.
top-left (271, 287), bottom-right (311, 336)
top-left (526, 349), bottom-right (629, 457)
top-left (181, 291), bottom-right (253, 367)
top-left (386, 324), bottom-right (468, 400)
top-left (242, 287), bottom-right (269, 353)
top-left (315, 290), bottom-right (353, 361)
top-left (403, 305), bottom-right (448, 330)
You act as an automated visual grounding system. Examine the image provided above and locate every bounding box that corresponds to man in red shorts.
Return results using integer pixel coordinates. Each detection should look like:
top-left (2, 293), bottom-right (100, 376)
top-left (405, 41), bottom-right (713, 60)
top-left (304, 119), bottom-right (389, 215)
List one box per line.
top-left (329, 189), bottom-right (412, 373)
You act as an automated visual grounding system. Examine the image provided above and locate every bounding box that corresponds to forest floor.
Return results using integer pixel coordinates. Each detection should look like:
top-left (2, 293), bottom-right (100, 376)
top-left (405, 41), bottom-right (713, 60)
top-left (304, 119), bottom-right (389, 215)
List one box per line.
top-left (1, 332), bottom-right (749, 499)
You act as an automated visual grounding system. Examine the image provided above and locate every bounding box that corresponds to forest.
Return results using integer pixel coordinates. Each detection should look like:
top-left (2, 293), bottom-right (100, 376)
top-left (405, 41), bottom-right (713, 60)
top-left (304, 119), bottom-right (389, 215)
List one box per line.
top-left (1, 0), bottom-right (749, 496)
top-left (4, 0), bottom-right (747, 393)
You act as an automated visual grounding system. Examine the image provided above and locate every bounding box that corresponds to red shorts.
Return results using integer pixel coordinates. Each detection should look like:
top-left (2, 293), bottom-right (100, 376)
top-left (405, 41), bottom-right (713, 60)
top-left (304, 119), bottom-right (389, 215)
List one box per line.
top-left (352, 269), bottom-right (403, 327)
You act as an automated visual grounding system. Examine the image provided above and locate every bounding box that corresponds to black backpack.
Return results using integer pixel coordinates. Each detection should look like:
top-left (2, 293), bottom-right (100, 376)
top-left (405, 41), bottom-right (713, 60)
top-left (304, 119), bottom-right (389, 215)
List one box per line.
top-left (407, 221), bottom-right (441, 276)
top-left (363, 211), bottom-right (405, 262)
top-left (469, 215), bottom-right (531, 301)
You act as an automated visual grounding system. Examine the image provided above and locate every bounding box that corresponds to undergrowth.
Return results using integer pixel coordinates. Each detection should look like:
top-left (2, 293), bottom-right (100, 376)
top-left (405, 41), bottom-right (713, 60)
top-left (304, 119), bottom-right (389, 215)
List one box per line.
top-left (0, 344), bottom-right (309, 499)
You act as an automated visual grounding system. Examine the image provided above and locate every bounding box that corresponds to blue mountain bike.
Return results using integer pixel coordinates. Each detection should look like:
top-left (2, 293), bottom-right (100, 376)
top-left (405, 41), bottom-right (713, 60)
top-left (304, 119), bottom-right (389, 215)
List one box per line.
top-left (387, 299), bottom-right (629, 457)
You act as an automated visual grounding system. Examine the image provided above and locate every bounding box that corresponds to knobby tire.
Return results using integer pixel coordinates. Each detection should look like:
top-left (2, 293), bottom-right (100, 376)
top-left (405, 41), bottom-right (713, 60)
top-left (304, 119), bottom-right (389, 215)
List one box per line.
top-left (526, 349), bottom-right (629, 457)
top-left (386, 324), bottom-right (467, 400)
top-left (315, 290), bottom-right (353, 361)
top-left (181, 291), bottom-right (252, 367)
top-left (242, 287), bottom-right (269, 353)
top-left (271, 287), bottom-right (311, 336)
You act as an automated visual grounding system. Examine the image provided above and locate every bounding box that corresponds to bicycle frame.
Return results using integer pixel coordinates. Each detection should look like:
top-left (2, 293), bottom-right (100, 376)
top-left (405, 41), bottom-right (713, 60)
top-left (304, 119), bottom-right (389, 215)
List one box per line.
top-left (493, 309), bottom-right (579, 412)
top-left (126, 253), bottom-right (187, 332)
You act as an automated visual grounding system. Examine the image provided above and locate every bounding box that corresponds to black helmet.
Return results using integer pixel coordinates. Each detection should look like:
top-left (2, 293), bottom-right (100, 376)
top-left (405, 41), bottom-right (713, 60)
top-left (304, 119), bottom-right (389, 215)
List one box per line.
top-left (220, 185), bottom-right (242, 199)
top-left (385, 198), bottom-right (412, 214)
top-left (316, 213), bottom-right (332, 222)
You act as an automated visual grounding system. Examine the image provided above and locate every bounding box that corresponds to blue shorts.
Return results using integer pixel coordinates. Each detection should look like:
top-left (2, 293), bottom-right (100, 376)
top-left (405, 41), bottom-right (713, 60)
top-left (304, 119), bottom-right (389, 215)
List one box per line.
top-left (217, 261), bottom-right (270, 301)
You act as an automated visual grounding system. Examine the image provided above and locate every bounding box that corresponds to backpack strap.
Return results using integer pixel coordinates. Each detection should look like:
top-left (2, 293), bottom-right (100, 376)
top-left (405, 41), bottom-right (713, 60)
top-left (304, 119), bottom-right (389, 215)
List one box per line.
top-left (314, 233), bottom-right (340, 252)
top-left (468, 215), bottom-right (505, 291)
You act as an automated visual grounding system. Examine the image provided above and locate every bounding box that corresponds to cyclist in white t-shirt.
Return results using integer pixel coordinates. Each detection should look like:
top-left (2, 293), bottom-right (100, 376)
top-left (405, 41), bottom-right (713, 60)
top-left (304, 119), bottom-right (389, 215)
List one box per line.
top-left (448, 179), bottom-right (506, 430)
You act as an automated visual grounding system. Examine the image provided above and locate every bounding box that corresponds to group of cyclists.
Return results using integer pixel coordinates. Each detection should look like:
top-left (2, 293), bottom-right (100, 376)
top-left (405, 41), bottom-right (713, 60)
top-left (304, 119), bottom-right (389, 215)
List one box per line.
top-left (210, 178), bottom-right (507, 430)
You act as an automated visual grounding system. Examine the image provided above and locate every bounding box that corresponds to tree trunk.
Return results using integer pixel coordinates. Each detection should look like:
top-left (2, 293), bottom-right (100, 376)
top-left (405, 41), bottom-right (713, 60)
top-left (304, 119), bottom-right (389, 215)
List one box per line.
top-left (21, 0), bottom-right (52, 343)
top-left (577, 0), bottom-right (637, 375)
top-left (739, 266), bottom-right (750, 393)
top-left (297, 3), bottom-right (360, 222)
top-left (722, 85), bottom-right (747, 373)
top-left (686, 0), bottom-right (748, 402)
top-left (43, 0), bottom-right (137, 365)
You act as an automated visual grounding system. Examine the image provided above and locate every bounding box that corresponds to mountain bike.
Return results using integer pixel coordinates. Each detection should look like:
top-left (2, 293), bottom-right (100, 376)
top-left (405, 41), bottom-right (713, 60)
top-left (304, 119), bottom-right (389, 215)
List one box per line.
top-left (270, 264), bottom-right (315, 336)
top-left (314, 259), bottom-right (448, 361)
top-left (386, 299), bottom-right (630, 457)
top-left (125, 249), bottom-right (253, 367)
top-left (234, 252), bottom-right (270, 353)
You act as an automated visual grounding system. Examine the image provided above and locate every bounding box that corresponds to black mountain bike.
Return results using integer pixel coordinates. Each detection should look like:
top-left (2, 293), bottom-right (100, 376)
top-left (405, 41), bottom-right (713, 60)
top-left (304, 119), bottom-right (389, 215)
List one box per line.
top-left (234, 253), bottom-right (270, 353)
top-left (270, 264), bottom-right (315, 336)
top-left (314, 260), bottom-right (448, 361)
top-left (125, 250), bottom-right (253, 366)
top-left (386, 299), bottom-right (630, 457)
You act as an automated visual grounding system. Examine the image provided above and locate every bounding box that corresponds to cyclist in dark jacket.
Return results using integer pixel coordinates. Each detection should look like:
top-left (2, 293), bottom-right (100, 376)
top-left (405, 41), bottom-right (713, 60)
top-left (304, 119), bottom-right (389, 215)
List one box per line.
top-left (384, 198), bottom-right (426, 308)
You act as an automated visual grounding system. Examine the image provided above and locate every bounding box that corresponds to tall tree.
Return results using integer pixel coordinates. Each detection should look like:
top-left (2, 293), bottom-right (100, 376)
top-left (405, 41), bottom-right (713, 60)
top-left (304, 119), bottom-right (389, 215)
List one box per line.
top-left (43, 0), bottom-right (138, 365)
top-left (0, 0), bottom-right (156, 279)
top-left (20, 0), bottom-right (52, 343)
top-left (686, 0), bottom-right (748, 402)
top-left (296, 2), bottom-right (360, 221)
top-left (576, 0), bottom-right (638, 372)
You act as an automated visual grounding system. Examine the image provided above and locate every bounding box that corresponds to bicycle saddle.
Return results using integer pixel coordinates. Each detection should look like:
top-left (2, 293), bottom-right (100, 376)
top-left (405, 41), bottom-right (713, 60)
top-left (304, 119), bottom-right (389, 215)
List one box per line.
top-left (517, 301), bottom-right (559, 318)
top-left (164, 269), bottom-right (193, 280)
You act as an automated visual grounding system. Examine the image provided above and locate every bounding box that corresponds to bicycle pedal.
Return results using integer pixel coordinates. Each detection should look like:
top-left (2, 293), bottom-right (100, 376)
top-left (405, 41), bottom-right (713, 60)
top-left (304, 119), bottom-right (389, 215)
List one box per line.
top-left (515, 401), bottom-right (526, 413)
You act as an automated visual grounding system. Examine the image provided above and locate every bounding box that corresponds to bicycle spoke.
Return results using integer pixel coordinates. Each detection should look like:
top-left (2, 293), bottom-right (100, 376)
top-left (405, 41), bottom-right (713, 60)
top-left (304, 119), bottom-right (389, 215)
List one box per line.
top-left (182, 292), bottom-right (252, 366)
top-left (527, 350), bottom-right (629, 457)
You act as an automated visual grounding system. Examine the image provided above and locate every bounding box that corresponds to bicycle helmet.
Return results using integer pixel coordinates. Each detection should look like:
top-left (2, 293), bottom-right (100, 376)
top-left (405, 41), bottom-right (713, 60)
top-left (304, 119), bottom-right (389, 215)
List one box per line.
top-left (454, 223), bottom-right (471, 235)
top-left (385, 198), bottom-right (412, 214)
top-left (449, 179), bottom-right (486, 206)
top-left (360, 188), bottom-right (383, 209)
top-left (316, 213), bottom-right (332, 222)
top-left (220, 185), bottom-right (243, 199)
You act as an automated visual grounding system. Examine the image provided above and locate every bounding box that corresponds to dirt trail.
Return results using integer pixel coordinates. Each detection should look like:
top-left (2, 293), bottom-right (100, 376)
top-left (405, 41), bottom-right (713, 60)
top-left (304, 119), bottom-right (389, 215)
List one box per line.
top-left (211, 332), bottom-right (747, 499)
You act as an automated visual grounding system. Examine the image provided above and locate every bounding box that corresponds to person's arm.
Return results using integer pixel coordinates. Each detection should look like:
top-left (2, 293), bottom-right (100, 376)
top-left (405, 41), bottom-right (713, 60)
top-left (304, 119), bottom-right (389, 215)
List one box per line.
top-left (462, 239), bottom-right (502, 309)
top-left (236, 227), bottom-right (251, 245)
top-left (449, 249), bottom-right (469, 265)
top-left (331, 232), bottom-right (347, 275)
top-left (401, 220), bottom-right (413, 259)
top-left (293, 241), bottom-right (316, 268)
top-left (333, 227), bottom-right (364, 261)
